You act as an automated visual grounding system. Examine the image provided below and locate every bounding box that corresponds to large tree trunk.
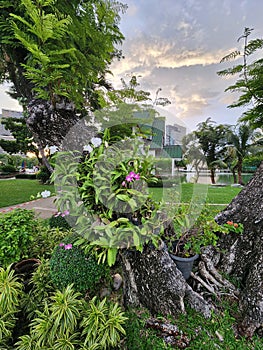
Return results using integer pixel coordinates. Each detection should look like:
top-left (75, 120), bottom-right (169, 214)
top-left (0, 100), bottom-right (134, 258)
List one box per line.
top-left (25, 98), bottom-right (85, 171)
top-left (120, 243), bottom-right (212, 318)
top-left (215, 161), bottom-right (263, 337)
top-left (120, 163), bottom-right (263, 338)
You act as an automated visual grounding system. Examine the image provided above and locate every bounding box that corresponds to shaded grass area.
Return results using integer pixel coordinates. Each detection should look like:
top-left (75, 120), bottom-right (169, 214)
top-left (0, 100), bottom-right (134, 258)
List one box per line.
top-left (0, 179), bottom-right (54, 208)
top-left (125, 303), bottom-right (263, 349)
top-left (150, 183), bottom-right (242, 204)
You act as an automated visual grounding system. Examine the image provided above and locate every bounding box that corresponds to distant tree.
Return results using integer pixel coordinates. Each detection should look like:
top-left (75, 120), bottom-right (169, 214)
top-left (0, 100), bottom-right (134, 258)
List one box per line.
top-left (194, 118), bottom-right (229, 184)
top-left (226, 122), bottom-right (262, 184)
top-left (181, 132), bottom-right (206, 182)
top-left (0, 115), bottom-right (37, 155)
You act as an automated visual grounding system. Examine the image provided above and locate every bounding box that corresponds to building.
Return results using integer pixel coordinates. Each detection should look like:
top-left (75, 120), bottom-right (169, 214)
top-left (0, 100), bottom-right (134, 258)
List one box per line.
top-left (166, 123), bottom-right (186, 146)
top-left (0, 109), bottom-right (23, 153)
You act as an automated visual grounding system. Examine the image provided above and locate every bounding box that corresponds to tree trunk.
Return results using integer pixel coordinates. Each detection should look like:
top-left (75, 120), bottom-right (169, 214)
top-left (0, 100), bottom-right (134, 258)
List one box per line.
top-left (25, 98), bottom-right (84, 171)
top-left (237, 158), bottom-right (244, 185)
top-left (210, 168), bottom-right (216, 184)
top-left (120, 243), bottom-right (212, 318)
top-left (215, 161), bottom-right (263, 337)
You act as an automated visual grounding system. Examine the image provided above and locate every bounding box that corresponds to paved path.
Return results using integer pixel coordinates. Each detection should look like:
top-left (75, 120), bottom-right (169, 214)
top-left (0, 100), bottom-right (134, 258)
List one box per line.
top-left (0, 196), bottom-right (58, 219)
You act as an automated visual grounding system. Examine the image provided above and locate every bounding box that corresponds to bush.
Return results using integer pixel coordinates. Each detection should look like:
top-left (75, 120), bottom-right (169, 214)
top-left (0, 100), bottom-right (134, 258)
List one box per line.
top-left (36, 165), bottom-right (51, 184)
top-left (49, 214), bottom-right (72, 230)
top-left (50, 236), bottom-right (107, 294)
top-left (0, 209), bottom-right (38, 267)
top-left (27, 225), bottom-right (69, 259)
top-left (0, 265), bottom-right (24, 347)
top-left (15, 173), bottom-right (37, 179)
top-left (0, 164), bottom-right (17, 173)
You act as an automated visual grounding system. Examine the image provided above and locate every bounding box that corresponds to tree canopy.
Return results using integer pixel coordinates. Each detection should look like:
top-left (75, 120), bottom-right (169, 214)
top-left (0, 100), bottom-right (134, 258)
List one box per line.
top-left (0, 0), bottom-right (125, 108)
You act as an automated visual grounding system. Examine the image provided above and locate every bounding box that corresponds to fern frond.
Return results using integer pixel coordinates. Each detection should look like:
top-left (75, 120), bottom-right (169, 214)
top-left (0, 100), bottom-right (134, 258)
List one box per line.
top-left (220, 50), bottom-right (240, 63)
top-left (217, 64), bottom-right (243, 76)
top-left (245, 38), bottom-right (263, 56)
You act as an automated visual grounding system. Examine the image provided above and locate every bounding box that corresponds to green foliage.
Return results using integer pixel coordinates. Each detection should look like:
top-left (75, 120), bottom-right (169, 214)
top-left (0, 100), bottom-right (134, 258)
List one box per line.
top-left (0, 265), bottom-right (24, 347)
top-left (124, 310), bottom-right (172, 349)
top-left (80, 296), bottom-right (127, 349)
top-left (15, 285), bottom-right (127, 350)
top-left (16, 284), bottom-right (82, 350)
top-left (21, 260), bottom-right (54, 320)
top-left (50, 236), bottom-right (107, 294)
top-left (0, 116), bottom-right (36, 155)
top-left (49, 214), bottom-right (71, 230)
top-left (0, 0), bottom-right (125, 108)
top-left (53, 128), bottom-right (161, 266)
top-left (36, 165), bottom-right (51, 184)
top-left (218, 27), bottom-right (263, 128)
top-left (164, 203), bottom-right (243, 257)
top-left (0, 163), bottom-right (17, 173)
top-left (0, 209), bottom-right (38, 267)
top-left (28, 225), bottom-right (68, 260)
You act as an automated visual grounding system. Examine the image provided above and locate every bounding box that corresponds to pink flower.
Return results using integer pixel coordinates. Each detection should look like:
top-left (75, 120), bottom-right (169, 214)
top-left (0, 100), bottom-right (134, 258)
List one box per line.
top-left (129, 171), bottom-right (136, 178)
top-left (64, 244), bottom-right (72, 250)
top-left (61, 209), bottom-right (70, 217)
top-left (121, 181), bottom-right (126, 187)
top-left (134, 173), bottom-right (140, 180)
top-left (125, 175), bottom-right (133, 182)
top-left (59, 243), bottom-right (65, 247)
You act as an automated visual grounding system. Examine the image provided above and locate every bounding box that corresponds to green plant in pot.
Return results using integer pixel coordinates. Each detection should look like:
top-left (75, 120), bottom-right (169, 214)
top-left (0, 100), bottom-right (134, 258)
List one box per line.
top-left (164, 204), bottom-right (244, 279)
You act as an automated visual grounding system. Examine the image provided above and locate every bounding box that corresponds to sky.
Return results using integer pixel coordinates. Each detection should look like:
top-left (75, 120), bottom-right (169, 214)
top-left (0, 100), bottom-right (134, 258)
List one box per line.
top-left (1, 0), bottom-right (263, 131)
top-left (108, 0), bottom-right (263, 131)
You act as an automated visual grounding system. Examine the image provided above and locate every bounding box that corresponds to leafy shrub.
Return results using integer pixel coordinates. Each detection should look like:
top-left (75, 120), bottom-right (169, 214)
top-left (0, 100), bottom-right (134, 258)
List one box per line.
top-left (49, 214), bottom-right (71, 230)
top-left (36, 165), bottom-right (51, 184)
top-left (0, 209), bottom-right (38, 267)
top-left (15, 173), bottom-right (37, 179)
top-left (21, 260), bottom-right (55, 320)
top-left (15, 286), bottom-right (127, 350)
top-left (0, 164), bottom-right (17, 173)
top-left (0, 266), bottom-right (24, 347)
top-left (50, 236), bottom-right (107, 294)
top-left (28, 225), bottom-right (69, 259)
top-left (81, 296), bottom-right (127, 349)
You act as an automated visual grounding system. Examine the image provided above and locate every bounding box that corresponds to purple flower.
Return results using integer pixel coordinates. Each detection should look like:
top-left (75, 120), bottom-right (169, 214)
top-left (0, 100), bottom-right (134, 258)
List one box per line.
top-left (121, 181), bottom-right (127, 187)
top-left (64, 244), bottom-right (72, 250)
top-left (134, 173), bottom-right (140, 180)
top-left (61, 209), bottom-right (70, 217)
top-left (59, 243), bottom-right (65, 247)
top-left (129, 171), bottom-right (136, 178)
top-left (125, 175), bottom-right (133, 182)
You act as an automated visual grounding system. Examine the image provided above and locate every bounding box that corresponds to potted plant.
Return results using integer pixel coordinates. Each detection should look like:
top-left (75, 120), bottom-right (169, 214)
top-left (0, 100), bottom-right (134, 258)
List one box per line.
top-left (164, 205), bottom-right (243, 279)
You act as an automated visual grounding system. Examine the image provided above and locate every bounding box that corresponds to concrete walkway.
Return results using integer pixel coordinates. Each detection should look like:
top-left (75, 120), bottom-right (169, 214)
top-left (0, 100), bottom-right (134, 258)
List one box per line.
top-left (0, 196), bottom-right (58, 219)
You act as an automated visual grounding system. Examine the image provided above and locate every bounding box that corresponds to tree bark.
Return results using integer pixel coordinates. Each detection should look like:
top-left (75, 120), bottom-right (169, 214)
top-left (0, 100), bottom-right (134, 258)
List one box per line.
top-left (215, 161), bottom-right (263, 337)
top-left (120, 243), bottom-right (212, 319)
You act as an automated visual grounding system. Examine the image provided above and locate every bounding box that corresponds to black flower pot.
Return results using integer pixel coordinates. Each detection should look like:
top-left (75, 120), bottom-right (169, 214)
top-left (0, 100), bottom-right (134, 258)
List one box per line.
top-left (169, 253), bottom-right (199, 280)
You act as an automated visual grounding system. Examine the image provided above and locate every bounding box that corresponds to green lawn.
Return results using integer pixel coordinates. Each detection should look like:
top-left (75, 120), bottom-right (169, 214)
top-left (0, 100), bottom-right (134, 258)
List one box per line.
top-left (0, 179), bottom-right (54, 208)
top-left (0, 180), bottom-right (242, 210)
top-left (149, 183), bottom-right (242, 204)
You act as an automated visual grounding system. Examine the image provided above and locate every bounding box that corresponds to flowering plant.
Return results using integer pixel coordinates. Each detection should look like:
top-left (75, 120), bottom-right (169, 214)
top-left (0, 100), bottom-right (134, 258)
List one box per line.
top-left (53, 128), bottom-right (162, 265)
top-left (223, 221), bottom-right (244, 234)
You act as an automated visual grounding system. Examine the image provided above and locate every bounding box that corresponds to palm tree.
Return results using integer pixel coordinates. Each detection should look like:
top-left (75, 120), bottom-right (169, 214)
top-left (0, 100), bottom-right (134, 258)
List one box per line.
top-left (227, 123), bottom-right (262, 185)
top-left (195, 118), bottom-right (229, 184)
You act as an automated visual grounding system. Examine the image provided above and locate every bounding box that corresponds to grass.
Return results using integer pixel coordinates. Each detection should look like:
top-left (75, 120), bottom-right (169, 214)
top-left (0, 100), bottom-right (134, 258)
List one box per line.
top-left (0, 179), bottom-right (54, 208)
top-left (150, 183), bottom-right (242, 204)
top-left (125, 303), bottom-right (263, 349)
top-left (0, 180), bottom-right (241, 210)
